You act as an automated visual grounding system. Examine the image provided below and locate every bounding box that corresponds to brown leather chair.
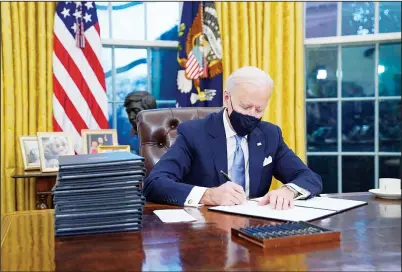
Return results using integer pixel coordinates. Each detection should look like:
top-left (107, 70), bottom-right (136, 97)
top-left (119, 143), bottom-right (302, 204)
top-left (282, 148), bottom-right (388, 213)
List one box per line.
top-left (136, 107), bottom-right (222, 176)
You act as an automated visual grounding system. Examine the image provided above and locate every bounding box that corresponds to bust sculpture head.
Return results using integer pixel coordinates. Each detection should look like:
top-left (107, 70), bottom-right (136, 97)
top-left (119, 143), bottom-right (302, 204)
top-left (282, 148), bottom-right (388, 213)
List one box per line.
top-left (124, 91), bottom-right (157, 134)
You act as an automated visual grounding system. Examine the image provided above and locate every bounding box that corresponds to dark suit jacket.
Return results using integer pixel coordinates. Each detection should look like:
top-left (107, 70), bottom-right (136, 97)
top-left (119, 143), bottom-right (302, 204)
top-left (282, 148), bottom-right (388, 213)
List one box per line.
top-left (143, 109), bottom-right (322, 205)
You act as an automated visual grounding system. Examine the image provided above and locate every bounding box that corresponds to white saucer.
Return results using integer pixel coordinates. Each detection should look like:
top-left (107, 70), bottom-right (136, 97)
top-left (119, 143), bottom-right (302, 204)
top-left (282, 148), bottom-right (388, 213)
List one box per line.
top-left (369, 189), bottom-right (401, 200)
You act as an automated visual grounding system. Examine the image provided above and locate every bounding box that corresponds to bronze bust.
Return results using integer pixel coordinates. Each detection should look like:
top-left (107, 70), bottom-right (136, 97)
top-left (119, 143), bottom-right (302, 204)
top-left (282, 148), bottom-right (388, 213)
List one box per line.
top-left (124, 91), bottom-right (157, 134)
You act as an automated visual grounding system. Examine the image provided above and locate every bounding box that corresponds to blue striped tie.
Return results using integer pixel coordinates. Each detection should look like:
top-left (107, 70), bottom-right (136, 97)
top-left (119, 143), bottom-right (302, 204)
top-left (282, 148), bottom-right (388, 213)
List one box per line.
top-left (231, 135), bottom-right (245, 190)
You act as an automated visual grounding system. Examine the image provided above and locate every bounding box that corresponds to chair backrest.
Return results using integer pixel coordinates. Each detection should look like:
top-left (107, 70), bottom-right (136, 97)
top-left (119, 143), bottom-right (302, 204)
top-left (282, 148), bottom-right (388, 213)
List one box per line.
top-left (136, 107), bottom-right (222, 175)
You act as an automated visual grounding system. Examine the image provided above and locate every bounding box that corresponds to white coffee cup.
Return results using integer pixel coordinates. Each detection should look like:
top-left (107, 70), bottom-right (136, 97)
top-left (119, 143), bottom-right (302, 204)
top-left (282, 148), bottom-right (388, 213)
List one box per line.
top-left (379, 178), bottom-right (401, 193)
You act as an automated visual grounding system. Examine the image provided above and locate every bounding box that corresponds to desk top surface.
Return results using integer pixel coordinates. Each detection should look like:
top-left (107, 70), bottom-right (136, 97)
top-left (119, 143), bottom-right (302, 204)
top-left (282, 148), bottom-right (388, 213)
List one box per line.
top-left (1, 192), bottom-right (401, 271)
top-left (11, 169), bottom-right (58, 178)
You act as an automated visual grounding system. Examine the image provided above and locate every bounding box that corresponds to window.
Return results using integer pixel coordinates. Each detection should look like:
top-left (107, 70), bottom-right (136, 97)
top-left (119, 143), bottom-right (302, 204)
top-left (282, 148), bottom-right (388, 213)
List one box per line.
top-left (304, 2), bottom-right (401, 193)
top-left (96, 2), bottom-right (180, 152)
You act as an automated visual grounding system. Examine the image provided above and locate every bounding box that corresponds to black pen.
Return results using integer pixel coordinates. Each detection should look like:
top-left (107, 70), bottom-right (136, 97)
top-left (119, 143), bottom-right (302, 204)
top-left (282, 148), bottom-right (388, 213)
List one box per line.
top-left (220, 170), bottom-right (231, 182)
top-left (220, 170), bottom-right (250, 200)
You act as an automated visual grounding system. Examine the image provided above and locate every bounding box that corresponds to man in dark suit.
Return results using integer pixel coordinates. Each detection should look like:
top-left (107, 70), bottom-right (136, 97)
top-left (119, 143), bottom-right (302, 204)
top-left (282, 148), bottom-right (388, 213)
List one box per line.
top-left (143, 67), bottom-right (322, 210)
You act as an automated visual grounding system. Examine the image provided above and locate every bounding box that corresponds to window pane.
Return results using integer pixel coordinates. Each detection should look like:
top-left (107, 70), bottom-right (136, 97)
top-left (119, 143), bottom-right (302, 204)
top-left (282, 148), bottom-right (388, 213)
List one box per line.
top-left (342, 156), bottom-right (374, 192)
top-left (306, 47), bottom-right (337, 98)
top-left (342, 2), bottom-right (374, 36)
top-left (101, 47), bottom-right (113, 101)
top-left (307, 102), bottom-right (337, 152)
top-left (342, 101), bottom-right (374, 152)
top-left (114, 48), bottom-right (148, 102)
top-left (379, 100), bottom-right (401, 152)
top-left (307, 156), bottom-right (338, 194)
top-left (150, 48), bottom-right (179, 102)
top-left (342, 45), bottom-right (375, 97)
top-left (146, 2), bottom-right (179, 40)
top-left (111, 2), bottom-right (145, 40)
top-left (380, 156), bottom-right (401, 179)
top-left (305, 2), bottom-right (338, 38)
top-left (96, 2), bottom-right (110, 39)
top-left (116, 103), bottom-right (139, 154)
top-left (379, 43), bottom-right (401, 97)
top-left (379, 2), bottom-right (401, 33)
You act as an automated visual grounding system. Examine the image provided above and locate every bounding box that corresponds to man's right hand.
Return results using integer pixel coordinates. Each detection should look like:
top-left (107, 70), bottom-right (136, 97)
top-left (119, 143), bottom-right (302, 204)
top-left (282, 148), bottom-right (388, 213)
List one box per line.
top-left (200, 181), bottom-right (246, 206)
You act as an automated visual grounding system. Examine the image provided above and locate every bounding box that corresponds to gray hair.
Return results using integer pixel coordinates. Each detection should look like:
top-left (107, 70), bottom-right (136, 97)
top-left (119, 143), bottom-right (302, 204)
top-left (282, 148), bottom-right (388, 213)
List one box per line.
top-left (226, 66), bottom-right (274, 93)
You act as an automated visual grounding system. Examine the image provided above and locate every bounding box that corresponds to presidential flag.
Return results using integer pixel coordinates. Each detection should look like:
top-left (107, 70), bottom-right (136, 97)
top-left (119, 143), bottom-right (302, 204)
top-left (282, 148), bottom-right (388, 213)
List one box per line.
top-left (176, 2), bottom-right (223, 107)
top-left (52, 1), bottom-right (108, 154)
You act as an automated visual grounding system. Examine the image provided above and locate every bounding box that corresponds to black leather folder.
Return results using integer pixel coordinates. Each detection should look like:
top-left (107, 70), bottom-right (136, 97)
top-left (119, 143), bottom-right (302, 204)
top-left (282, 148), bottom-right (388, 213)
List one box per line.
top-left (56, 174), bottom-right (144, 184)
top-left (55, 225), bottom-right (142, 237)
top-left (55, 201), bottom-right (145, 213)
top-left (58, 152), bottom-right (144, 169)
top-left (58, 169), bottom-right (145, 180)
top-left (55, 221), bottom-right (143, 233)
top-left (55, 215), bottom-right (144, 225)
top-left (53, 184), bottom-right (142, 196)
top-left (55, 208), bottom-right (144, 219)
top-left (53, 190), bottom-right (143, 202)
top-left (55, 180), bottom-right (142, 191)
top-left (54, 195), bottom-right (146, 207)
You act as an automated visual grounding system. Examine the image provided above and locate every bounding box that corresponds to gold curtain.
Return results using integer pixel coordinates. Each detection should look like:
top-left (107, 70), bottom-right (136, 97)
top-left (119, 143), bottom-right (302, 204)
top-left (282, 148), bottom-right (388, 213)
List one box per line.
top-left (216, 2), bottom-right (305, 190)
top-left (1, 2), bottom-right (56, 214)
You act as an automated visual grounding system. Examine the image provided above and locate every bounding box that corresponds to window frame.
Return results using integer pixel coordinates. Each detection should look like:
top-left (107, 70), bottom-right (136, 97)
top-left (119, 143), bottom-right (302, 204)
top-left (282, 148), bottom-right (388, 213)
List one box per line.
top-left (99, 1), bottom-right (181, 129)
top-left (304, 2), bottom-right (401, 193)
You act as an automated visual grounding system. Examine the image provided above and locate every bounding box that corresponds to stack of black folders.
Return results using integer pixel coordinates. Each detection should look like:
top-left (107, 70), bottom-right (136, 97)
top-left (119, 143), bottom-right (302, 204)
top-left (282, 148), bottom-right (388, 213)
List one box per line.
top-left (53, 151), bottom-right (146, 237)
top-left (232, 221), bottom-right (340, 249)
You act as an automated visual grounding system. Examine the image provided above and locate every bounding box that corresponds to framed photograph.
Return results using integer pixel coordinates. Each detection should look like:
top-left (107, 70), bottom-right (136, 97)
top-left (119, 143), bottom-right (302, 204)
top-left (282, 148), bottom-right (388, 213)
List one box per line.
top-left (37, 132), bottom-right (75, 172)
top-left (81, 129), bottom-right (118, 154)
top-left (97, 145), bottom-right (131, 153)
top-left (19, 136), bottom-right (41, 170)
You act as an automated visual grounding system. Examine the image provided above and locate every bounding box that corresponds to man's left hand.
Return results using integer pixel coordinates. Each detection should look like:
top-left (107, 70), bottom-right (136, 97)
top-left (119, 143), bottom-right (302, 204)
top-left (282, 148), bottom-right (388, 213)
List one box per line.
top-left (257, 186), bottom-right (296, 210)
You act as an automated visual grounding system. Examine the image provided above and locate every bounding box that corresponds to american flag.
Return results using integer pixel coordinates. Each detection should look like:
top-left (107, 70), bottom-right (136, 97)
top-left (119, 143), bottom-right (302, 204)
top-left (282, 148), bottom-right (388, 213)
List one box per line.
top-left (52, 1), bottom-right (108, 154)
top-left (185, 48), bottom-right (205, 79)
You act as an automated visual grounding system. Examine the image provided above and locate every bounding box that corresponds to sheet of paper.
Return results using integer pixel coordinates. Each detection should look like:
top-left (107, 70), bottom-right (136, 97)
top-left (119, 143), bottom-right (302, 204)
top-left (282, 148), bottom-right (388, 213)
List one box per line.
top-left (250, 196), bottom-right (367, 212)
top-left (294, 197), bottom-right (367, 212)
top-left (153, 209), bottom-right (197, 223)
top-left (209, 201), bottom-right (336, 222)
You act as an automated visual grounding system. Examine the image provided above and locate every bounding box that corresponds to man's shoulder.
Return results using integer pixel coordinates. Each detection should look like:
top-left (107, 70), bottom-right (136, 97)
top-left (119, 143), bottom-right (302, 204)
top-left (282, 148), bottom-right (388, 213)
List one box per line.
top-left (258, 120), bottom-right (280, 135)
top-left (177, 111), bottom-right (218, 134)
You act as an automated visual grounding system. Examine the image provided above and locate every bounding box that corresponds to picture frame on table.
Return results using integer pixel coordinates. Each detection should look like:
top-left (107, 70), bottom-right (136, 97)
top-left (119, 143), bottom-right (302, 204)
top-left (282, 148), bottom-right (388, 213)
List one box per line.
top-left (81, 129), bottom-right (118, 154)
top-left (19, 136), bottom-right (41, 170)
top-left (97, 145), bottom-right (131, 153)
top-left (37, 132), bottom-right (75, 172)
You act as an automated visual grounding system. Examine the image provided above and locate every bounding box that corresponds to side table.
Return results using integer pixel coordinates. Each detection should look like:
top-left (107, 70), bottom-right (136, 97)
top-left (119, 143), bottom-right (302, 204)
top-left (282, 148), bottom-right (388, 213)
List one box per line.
top-left (11, 169), bottom-right (58, 209)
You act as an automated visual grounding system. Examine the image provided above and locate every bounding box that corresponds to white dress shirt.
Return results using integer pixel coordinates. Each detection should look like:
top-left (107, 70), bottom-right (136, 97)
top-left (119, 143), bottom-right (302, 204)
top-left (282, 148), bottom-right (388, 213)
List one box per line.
top-left (184, 110), bottom-right (310, 207)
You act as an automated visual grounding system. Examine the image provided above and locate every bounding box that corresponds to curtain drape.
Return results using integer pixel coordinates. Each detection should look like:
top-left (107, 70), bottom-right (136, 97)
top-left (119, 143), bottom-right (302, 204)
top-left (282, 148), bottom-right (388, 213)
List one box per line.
top-left (1, 2), bottom-right (56, 213)
top-left (216, 2), bottom-right (306, 190)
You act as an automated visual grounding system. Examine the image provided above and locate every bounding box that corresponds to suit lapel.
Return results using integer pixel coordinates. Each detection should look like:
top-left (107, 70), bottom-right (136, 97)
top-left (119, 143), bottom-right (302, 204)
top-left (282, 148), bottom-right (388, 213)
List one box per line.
top-left (248, 127), bottom-right (265, 197)
top-left (207, 110), bottom-right (228, 185)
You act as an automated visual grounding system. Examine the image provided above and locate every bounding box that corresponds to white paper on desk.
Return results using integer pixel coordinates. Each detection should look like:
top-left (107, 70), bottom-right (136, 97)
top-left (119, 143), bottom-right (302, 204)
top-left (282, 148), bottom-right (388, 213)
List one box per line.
top-left (294, 197), bottom-right (366, 212)
top-left (153, 209), bottom-right (197, 223)
top-left (250, 196), bottom-right (366, 212)
top-left (209, 201), bottom-right (336, 222)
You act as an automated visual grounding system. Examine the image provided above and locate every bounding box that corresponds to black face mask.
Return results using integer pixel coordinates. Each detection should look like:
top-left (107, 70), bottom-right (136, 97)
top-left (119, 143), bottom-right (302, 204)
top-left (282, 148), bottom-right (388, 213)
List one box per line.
top-left (228, 97), bottom-right (261, 137)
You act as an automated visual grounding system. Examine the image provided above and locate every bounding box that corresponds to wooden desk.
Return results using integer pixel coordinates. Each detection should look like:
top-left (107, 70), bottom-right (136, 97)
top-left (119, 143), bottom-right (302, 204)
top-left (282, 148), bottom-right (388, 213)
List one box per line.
top-left (1, 193), bottom-right (401, 271)
top-left (11, 169), bottom-right (57, 209)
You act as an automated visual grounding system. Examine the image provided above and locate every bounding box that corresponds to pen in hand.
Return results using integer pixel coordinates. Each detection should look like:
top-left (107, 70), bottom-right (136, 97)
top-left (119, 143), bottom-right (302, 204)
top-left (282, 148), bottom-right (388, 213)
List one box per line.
top-left (220, 170), bottom-right (231, 182)
top-left (220, 170), bottom-right (248, 201)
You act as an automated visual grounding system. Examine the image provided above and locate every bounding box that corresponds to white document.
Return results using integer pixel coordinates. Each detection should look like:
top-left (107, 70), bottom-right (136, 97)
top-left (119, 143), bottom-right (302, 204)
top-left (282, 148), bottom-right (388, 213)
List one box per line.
top-left (153, 209), bottom-right (197, 223)
top-left (294, 197), bottom-right (366, 212)
top-left (208, 201), bottom-right (336, 222)
top-left (250, 196), bottom-right (367, 212)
